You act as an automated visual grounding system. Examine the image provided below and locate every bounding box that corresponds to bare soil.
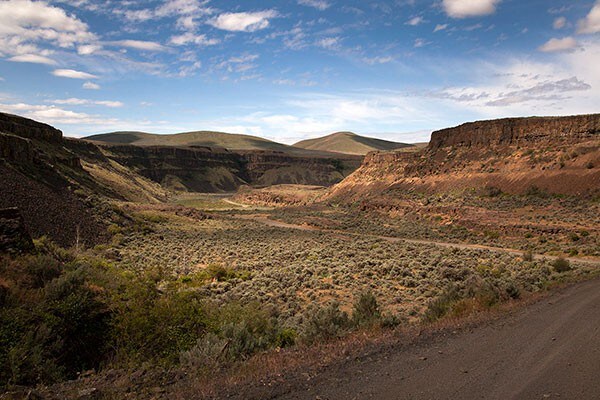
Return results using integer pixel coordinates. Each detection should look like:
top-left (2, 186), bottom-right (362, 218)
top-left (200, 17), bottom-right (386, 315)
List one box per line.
top-left (239, 277), bottom-right (600, 400)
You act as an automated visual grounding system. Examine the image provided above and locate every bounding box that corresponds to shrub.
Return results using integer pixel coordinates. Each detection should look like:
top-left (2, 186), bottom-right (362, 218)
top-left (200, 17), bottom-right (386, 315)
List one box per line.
top-left (423, 287), bottom-right (460, 322)
top-left (301, 302), bottom-right (349, 344)
top-left (351, 291), bottom-right (381, 327)
top-left (0, 255), bottom-right (111, 387)
top-left (112, 279), bottom-right (209, 364)
top-left (552, 257), bottom-right (571, 273)
top-left (522, 251), bottom-right (534, 262)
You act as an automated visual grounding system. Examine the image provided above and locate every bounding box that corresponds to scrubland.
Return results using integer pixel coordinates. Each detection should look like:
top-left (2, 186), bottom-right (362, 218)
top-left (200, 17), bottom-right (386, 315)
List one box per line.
top-left (1, 192), bottom-right (598, 395)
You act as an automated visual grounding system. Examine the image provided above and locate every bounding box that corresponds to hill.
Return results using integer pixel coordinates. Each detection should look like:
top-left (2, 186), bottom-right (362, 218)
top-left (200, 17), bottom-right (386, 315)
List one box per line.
top-left (85, 130), bottom-right (323, 156)
top-left (328, 114), bottom-right (600, 201)
top-left (293, 131), bottom-right (412, 155)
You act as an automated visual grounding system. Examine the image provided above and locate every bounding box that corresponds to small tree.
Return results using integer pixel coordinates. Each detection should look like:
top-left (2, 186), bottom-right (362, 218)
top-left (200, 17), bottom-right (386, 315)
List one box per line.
top-left (552, 257), bottom-right (571, 273)
top-left (351, 291), bottom-right (381, 327)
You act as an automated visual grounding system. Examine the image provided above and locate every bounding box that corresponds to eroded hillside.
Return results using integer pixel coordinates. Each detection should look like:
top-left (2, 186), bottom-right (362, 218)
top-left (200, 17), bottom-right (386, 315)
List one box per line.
top-left (329, 114), bottom-right (600, 200)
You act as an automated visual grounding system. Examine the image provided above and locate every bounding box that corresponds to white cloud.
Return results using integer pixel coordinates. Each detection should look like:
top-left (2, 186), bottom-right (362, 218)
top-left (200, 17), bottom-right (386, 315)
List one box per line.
top-left (426, 49), bottom-right (600, 117)
top-left (50, 98), bottom-right (123, 107)
top-left (406, 16), bottom-right (424, 26)
top-left (298, 0), bottom-right (331, 11)
top-left (52, 69), bottom-right (99, 79)
top-left (83, 82), bottom-right (100, 90)
top-left (208, 10), bottom-right (278, 32)
top-left (111, 40), bottom-right (166, 51)
top-left (316, 37), bottom-right (340, 50)
top-left (414, 38), bottom-right (428, 48)
top-left (120, 0), bottom-right (213, 22)
top-left (0, 0), bottom-right (95, 57)
top-left (577, 1), bottom-right (600, 34)
top-left (8, 54), bottom-right (57, 65)
top-left (77, 44), bottom-right (103, 55)
top-left (169, 33), bottom-right (220, 46)
top-left (443, 0), bottom-right (501, 18)
top-left (363, 56), bottom-right (394, 65)
top-left (538, 37), bottom-right (578, 53)
top-left (553, 17), bottom-right (566, 30)
top-left (0, 102), bottom-right (119, 125)
top-left (434, 24), bottom-right (448, 32)
top-left (155, 0), bottom-right (212, 18)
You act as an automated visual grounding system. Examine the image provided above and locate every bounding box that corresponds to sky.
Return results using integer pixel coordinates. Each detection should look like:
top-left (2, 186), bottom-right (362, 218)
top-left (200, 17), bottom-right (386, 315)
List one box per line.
top-left (0, 0), bottom-right (599, 143)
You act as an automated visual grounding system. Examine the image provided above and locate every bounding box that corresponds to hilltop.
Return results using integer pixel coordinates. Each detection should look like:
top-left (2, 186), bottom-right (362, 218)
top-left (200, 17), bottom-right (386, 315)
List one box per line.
top-left (86, 130), bottom-right (327, 156)
top-left (293, 131), bottom-right (412, 155)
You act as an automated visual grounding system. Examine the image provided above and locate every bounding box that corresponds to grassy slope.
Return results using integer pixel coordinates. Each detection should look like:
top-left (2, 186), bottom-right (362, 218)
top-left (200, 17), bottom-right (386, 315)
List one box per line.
top-left (293, 132), bottom-right (413, 155)
top-left (85, 131), bottom-right (335, 157)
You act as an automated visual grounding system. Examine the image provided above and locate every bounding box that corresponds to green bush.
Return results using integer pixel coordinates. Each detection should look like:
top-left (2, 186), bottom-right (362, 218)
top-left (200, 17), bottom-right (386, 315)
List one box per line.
top-left (552, 257), bottom-right (571, 273)
top-left (423, 287), bottom-right (460, 322)
top-left (301, 302), bottom-right (350, 344)
top-left (0, 253), bottom-right (111, 387)
top-left (351, 291), bottom-right (381, 327)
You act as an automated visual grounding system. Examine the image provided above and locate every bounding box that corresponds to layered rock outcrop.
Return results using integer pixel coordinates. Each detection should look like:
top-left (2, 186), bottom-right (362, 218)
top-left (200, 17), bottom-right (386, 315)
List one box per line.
top-left (88, 143), bottom-right (361, 192)
top-left (330, 114), bottom-right (600, 199)
top-left (430, 114), bottom-right (600, 150)
top-left (0, 208), bottom-right (34, 253)
top-left (0, 112), bottom-right (63, 143)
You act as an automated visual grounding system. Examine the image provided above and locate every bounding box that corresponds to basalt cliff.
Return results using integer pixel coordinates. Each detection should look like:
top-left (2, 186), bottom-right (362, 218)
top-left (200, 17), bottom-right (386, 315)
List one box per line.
top-left (329, 114), bottom-right (600, 201)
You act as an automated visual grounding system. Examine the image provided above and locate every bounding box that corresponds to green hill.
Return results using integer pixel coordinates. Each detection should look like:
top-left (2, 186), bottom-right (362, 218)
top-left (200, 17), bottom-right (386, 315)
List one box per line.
top-left (85, 130), bottom-right (308, 154)
top-left (293, 131), bottom-right (412, 155)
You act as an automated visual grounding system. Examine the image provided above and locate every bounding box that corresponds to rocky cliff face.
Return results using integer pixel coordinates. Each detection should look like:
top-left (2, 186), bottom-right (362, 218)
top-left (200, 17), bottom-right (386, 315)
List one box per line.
top-left (0, 112), bottom-right (63, 143)
top-left (91, 143), bottom-right (361, 192)
top-left (429, 114), bottom-right (600, 150)
top-left (330, 114), bottom-right (600, 199)
top-left (0, 208), bottom-right (34, 254)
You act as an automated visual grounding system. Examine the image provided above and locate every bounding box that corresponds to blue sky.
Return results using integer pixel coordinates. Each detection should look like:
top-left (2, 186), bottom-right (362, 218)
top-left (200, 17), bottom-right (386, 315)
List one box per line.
top-left (0, 0), bottom-right (599, 143)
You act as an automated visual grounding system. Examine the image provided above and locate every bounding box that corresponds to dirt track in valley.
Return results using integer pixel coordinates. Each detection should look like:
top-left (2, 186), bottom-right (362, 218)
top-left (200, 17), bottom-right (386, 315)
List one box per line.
top-left (235, 278), bottom-right (600, 400)
top-left (235, 214), bottom-right (600, 266)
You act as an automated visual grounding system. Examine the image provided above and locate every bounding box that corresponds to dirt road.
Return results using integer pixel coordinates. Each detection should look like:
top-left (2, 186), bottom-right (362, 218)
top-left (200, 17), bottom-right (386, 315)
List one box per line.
top-left (257, 278), bottom-right (600, 400)
top-left (235, 214), bottom-right (600, 266)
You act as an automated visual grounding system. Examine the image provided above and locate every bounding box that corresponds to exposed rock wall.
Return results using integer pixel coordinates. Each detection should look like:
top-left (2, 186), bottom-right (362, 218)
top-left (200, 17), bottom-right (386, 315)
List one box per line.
top-left (0, 133), bottom-right (36, 163)
top-left (330, 114), bottom-right (600, 199)
top-left (0, 112), bottom-right (63, 143)
top-left (0, 208), bottom-right (34, 254)
top-left (430, 114), bottom-right (600, 150)
top-left (93, 144), bottom-right (361, 191)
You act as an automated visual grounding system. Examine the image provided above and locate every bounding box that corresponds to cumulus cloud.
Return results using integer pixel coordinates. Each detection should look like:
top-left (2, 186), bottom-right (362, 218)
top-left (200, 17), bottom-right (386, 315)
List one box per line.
top-left (208, 10), bottom-right (278, 32)
top-left (0, 102), bottom-right (119, 125)
top-left (120, 0), bottom-right (213, 22)
top-left (8, 54), bottom-right (57, 65)
top-left (111, 40), bottom-right (166, 51)
top-left (52, 69), bottom-right (99, 79)
top-left (298, 0), bottom-right (331, 11)
top-left (0, 0), bottom-right (95, 57)
top-left (577, 1), bottom-right (600, 34)
top-left (538, 37), bottom-right (579, 53)
top-left (443, 0), bottom-right (501, 18)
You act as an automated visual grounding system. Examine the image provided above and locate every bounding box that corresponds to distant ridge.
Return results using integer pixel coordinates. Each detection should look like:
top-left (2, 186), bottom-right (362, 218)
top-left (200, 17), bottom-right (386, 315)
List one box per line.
top-left (293, 131), bottom-right (412, 155)
top-left (84, 130), bottom-right (298, 152)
